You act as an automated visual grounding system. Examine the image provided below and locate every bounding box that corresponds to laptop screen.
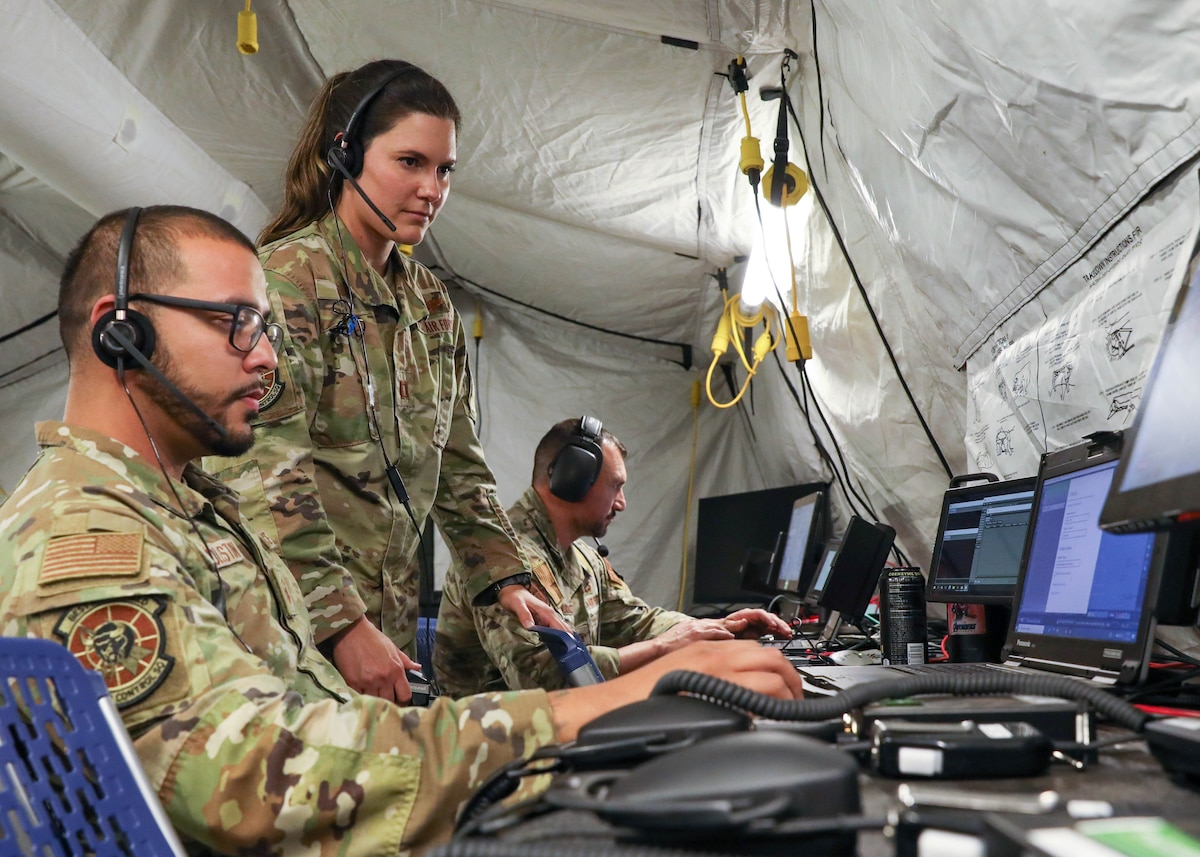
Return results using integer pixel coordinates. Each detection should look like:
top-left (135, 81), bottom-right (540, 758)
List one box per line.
top-left (1100, 273), bottom-right (1200, 533)
top-left (1013, 457), bottom-right (1157, 645)
top-left (926, 477), bottom-right (1036, 605)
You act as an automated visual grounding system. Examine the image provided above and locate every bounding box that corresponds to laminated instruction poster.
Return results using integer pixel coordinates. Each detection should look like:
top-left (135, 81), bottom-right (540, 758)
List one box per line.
top-left (965, 174), bottom-right (1200, 479)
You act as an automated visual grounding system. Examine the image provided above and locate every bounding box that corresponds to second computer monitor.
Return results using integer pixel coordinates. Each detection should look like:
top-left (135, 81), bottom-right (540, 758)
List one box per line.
top-left (773, 492), bottom-right (826, 595)
top-left (926, 476), bottom-right (1037, 605)
top-left (818, 516), bottom-right (896, 620)
top-left (805, 538), bottom-right (842, 606)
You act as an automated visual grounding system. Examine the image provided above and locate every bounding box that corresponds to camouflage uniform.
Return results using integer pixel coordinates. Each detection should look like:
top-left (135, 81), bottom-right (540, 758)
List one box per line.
top-left (435, 486), bottom-right (688, 695)
top-left (207, 215), bottom-right (528, 657)
top-left (0, 422), bottom-right (556, 856)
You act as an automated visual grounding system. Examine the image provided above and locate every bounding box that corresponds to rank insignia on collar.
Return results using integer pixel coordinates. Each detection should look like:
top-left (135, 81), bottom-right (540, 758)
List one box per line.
top-left (54, 596), bottom-right (174, 709)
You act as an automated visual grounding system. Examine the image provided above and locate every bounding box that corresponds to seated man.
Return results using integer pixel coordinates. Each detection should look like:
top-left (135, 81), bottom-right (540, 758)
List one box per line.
top-left (436, 417), bottom-right (793, 695)
top-left (0, 206), bottom-right (803, 856)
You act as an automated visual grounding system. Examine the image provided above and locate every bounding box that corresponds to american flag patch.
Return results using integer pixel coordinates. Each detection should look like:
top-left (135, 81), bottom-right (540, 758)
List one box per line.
top-left (39, 532), bottom-right (143, 584)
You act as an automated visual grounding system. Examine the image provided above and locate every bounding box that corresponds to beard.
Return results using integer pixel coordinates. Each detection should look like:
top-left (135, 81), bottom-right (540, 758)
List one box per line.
top-left (137, 344), bottom-right (257, 458)
top-left (586, 515), bottom-right (614, 539)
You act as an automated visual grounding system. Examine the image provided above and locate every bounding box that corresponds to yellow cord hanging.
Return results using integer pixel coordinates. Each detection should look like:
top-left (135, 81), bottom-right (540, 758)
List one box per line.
top-left (705, 293), bottom-right (781, 409)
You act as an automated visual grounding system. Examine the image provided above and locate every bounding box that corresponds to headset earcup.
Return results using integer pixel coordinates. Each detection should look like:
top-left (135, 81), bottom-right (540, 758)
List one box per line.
top-left (92, 308), bottom-right (156, 369)
top-left (327, 140), bottom-right (363, 179)
top-left (549, 441), bottom-right (604, 503)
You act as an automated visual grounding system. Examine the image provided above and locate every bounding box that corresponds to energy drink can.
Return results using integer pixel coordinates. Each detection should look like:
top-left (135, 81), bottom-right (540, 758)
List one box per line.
top-left (879, 567), bottom-right (926, 665)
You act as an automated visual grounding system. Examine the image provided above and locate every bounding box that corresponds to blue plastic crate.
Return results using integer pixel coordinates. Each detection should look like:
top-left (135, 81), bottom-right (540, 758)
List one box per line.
top-left (0, 636), bottom-right (185, 856)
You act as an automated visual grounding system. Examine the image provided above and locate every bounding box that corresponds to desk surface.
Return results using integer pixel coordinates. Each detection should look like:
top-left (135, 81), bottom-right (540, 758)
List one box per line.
top-left (460, 730), bottom-right (1200, 856)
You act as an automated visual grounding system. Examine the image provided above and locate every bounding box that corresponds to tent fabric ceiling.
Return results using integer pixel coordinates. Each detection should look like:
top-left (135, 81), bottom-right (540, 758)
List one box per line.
top-left (1, 1), bottom-right (1197, 607)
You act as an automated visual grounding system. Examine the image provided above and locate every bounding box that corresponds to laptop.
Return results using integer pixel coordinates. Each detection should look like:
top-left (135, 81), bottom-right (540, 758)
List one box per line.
top-left (797, 433), bottom-right (1165, 695)
top-left (925, 476), bottom-right (1036, 605)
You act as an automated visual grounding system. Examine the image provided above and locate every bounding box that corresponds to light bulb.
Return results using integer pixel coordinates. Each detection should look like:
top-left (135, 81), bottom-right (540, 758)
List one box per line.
top-left (741, 202), bottom-right (796, 312)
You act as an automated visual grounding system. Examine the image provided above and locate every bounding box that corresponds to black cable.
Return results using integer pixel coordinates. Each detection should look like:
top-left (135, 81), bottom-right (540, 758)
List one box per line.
top-left (745, 176), bottom-right (882, 531)
top-left (782, 72), bottom-right (954, 481)
top-left (326, 189), bottom-right (432, 625)
top-left (434, 842), bottom-right (749, 857)
top-left (650, 668), bottom-right (1152, 732)
top-left (809, 2), bottom-right (828, 178)
top-left (430, 266), bottom-right (694, 370)
top-left (768, 349), bottom-right (859, 515)
top-left (456, 754), bottom-right (561, 835)
top-left (740, 85), bottom-right (901, 548)
top-left (1155, 637), bottom-right (1200, 669)
top-left (798, 358), bottom-right (885, 524)
top-left (1122, 665), bottom-right (1200, 703)
top-left (119, 370), bottom-right (252, 654)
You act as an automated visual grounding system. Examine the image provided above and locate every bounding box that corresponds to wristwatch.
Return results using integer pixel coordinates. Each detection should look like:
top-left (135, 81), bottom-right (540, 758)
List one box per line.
top-left (476, 572), bottom-right (532, 606)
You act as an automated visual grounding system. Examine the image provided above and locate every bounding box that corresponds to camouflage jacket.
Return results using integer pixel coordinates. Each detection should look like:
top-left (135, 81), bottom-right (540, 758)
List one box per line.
top-left (435, 486), bottom-right (687, 695)
top-left (0, 422), bottom-right (556, 856)
top-left (206, 215), bottom-right (528, 655)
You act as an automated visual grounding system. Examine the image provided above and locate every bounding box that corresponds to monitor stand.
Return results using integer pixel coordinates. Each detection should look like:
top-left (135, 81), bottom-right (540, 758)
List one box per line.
top-left (819, 610), bottom-right (844, 645)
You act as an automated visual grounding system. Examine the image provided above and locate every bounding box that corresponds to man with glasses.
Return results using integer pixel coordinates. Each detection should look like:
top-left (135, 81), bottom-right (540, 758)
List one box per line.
top-left (0, 205), bottom-right (803, 854)
top-left (126, 292), bottom-right (284, 353)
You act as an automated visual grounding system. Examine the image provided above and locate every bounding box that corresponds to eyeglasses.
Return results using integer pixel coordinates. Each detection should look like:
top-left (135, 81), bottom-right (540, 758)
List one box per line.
top-left (127, 293), bottom-right (284, 353)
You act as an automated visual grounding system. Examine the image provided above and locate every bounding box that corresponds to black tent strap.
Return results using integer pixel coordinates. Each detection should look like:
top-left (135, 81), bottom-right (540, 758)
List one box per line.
top-left (436, 270), bottom-right (694, 370)
top-left (0, 309), bottom-right (57, 345)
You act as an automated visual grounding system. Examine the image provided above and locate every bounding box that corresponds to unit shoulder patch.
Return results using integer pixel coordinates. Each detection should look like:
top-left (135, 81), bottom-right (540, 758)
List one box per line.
top-left (54, 596), bottom-right (175, 709)
top-left (258, 367), bottom-right (285, 411)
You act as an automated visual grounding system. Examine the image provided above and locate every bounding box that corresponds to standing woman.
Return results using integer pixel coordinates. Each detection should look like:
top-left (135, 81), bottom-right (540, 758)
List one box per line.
top-left (210, 59), bottom-right (558, 703)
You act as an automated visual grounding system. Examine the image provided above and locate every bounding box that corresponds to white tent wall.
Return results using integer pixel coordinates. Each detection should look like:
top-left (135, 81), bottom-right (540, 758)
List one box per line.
top-left (802, 2), bottom-right (1200, 367)
top-left (1, 1), bottom-right (1199, 611)
top-left (0, 362), bottom-right (68, 501)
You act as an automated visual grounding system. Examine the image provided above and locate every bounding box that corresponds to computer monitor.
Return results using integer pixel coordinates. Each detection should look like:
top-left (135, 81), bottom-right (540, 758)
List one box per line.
top-left (1101, 272), bottom-right (1200, 534)
top-left (926, 477), bottom-right (1037, 605)
top-left (818, 516), bottom-right (896, 621)
top-left (693, 482), bottom-right (829, 605)
top-left (806, 538), bottom-right (842, 607)
top-left (772, 492), bottom-right (827, 595)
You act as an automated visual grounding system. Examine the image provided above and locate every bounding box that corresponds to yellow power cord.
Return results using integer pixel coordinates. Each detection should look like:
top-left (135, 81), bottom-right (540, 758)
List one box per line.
top-left (677, 378), bottom-right (703, 610)
top-left (705, 293), bottom-right (781, 409)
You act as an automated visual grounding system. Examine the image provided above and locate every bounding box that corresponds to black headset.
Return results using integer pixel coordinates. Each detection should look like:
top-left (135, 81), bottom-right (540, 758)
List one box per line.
top-left (92, 207), bottom-right (157, 369)
top-left (88, 206), bottom-right (229, 442)
top-left (326, 63), bottom-right (417, 179)
top-left (549, 416), bottom-right (605, 503)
